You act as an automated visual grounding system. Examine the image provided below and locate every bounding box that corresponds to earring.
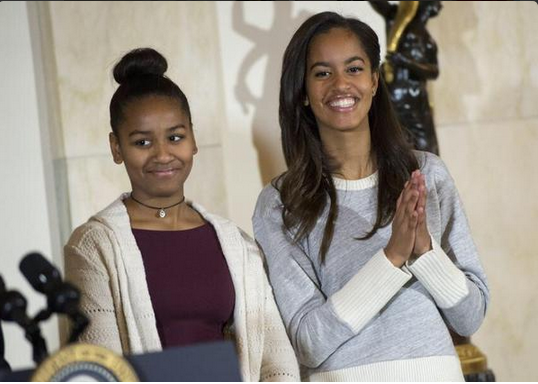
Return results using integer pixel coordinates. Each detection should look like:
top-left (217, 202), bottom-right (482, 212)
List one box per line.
top-left (372, 90), bottom-right (376, 96)
top-left (304, 98), bottom-right (310, 106)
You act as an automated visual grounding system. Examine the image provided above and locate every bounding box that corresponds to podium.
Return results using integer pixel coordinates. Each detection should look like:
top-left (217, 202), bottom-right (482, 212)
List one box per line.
top-left (0, 340), bottom-right (242, 382)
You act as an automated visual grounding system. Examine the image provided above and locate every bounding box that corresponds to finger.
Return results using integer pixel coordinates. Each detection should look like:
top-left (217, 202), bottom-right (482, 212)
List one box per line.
top-left (405, 190), bottom-right (419, 216)
top-left (395, 180), bottom-right (412, 221)
top-left (412, 170), bottom-right (421, 187)
top-left (417, 176), bottom-right (428, 225)
top-left (396, 181), bottom-right (408, 209)
top-left (421, 175), bottom-right (428, 206)
top-left (403, 181), bottom-right (419, 211)
top-left (395, 185), bottom-right (413, 224)
top-left (417, 184), bottom-right (426, 211)
top-left (409, 210), bottom-right (419, 229)
top-left (417, 205), bottom-right (426, 226)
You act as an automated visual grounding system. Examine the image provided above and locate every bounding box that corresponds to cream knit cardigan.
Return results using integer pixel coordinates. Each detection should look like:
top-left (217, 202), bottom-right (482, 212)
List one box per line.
top-left (64, 194), bottom-right (299, 382)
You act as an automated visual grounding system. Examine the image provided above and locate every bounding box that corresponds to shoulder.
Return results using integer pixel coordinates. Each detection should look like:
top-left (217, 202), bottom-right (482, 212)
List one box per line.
top-left (253, 180), bottom-right (283, 220)
top-left (415, 150), bottom-right (453, 183)
top-left (65, 219), bottom-right (115, 255)
top-left (192, 204), bottom-right (266, 272)
top-left (190, 202), bottom-right (259, 251)
top-left (65, 196), bottom-right (127, 253)
top-left (190, 201), bottom-right (236, 231)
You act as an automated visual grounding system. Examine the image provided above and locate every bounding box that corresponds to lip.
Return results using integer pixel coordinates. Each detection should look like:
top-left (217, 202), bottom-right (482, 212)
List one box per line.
top-left (326, 95), bottom-right (358, 112)
top-left (147, 168), bottom-right (179, 177)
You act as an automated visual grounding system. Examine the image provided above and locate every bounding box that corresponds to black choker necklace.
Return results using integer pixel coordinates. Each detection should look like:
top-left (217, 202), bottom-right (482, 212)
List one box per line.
top-left (130, 194), bottom-right (185, 218)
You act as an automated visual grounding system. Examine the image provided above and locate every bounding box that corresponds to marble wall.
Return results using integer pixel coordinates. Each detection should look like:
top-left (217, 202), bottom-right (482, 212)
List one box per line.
top-left (429, 2), bottom-right (538, 380)
top-left (40, 1), bottom-right (228, 241)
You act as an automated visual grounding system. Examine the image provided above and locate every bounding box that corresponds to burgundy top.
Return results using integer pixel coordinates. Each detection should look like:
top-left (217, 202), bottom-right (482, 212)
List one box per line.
top-left (132, 223), bottom-right (235, 348)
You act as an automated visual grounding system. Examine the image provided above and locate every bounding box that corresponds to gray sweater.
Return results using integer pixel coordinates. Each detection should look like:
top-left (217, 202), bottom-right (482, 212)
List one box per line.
top-left (253, 151), bottom-right (489, 381)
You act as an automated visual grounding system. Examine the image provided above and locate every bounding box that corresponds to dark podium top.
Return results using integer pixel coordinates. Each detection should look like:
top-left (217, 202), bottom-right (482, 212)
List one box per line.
top-left (0, 340), bottom-right (242, 382)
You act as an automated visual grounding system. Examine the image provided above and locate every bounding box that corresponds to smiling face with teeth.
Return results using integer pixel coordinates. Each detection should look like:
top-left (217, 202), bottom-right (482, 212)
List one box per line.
top-left (305, 27), bottom-right (379, 137)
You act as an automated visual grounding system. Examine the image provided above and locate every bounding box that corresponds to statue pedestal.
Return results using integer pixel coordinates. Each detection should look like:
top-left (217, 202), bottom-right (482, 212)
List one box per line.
top-left (452, 333), bottom-right (495, 382)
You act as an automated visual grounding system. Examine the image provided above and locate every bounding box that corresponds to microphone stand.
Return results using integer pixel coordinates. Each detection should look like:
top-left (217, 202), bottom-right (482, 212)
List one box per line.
top-left (0, 289), bottom-right (48, 365)
top-left (19, 253), bottom-right (89, 345)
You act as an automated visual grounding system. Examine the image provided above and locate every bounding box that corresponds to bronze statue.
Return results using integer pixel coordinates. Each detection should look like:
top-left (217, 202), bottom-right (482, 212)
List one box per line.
top-left (370, 0), bottom-right (441, 155)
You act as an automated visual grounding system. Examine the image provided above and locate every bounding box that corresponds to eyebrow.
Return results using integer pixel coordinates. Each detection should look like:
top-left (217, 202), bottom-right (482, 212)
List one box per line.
top-left (128, 124), bottom-right (187, 137)
top-left (309, 56), bottom-right (366, 71)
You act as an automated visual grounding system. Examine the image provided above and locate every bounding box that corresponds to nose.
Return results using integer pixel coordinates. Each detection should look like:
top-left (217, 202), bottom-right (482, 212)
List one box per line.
top-left (153, 140), bottom-right (174, 163)
top-left (333, 71), bottom-right (351, 91)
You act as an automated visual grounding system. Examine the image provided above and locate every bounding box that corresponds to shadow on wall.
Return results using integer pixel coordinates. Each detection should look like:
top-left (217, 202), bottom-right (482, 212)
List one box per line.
top-left (232, 2), bottom-right (312, 186)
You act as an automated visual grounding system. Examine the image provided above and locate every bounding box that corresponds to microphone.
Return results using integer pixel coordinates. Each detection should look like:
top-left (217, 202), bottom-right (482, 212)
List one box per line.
top-left (19, 252), bottom-right (62, 295)
top-left (19, 253), bottom-right (88, 343)
top-left (0, 275), bottom-right (48, 364)
top-left (0, 322), bottom-right (10, 372)
top-left (0, 278), bottom-right (11, 372)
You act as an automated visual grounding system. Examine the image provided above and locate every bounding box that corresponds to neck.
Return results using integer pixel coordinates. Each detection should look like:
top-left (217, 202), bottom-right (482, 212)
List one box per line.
top-left (320, 126), bottom-right (376, 180)
top-left (126, 191), bottom-right (191, 228)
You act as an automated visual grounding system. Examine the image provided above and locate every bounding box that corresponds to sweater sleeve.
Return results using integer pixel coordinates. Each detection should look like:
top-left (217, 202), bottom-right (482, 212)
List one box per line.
top-left (240, 233), bottom-right (301, 382)
top-left (64, 224), bottom-right (125, 353)
top-left (410, 153), bottom-right (490, 336)
top-left (253, 187), bottom-right (411, 369)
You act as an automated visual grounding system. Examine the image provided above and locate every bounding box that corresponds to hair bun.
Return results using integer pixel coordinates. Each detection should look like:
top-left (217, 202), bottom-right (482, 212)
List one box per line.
top-left (113, 48), bottom-right (168, 85)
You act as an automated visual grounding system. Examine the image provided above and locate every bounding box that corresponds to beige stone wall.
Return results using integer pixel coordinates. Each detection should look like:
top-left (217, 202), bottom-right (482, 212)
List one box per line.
top-left (429, 1), bottom-right (538, 381)
top-left (33, 1), bottom-right (537, 380)
top-left (40, 1), bottom-right (228, 238)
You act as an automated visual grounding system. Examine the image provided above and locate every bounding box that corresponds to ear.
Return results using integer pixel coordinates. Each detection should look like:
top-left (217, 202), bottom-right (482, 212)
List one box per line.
top-left (372, 71), bottom-right (379, 96)
top-left (109, 132), bottom-right (123, 164)
top-left (191, 124), bottom-right (198, 155)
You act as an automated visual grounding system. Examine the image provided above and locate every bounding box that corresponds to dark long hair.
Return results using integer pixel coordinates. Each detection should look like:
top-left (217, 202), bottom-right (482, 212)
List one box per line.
top-left (276, 12), bottom-right (418, 261)
top-left (109, 48), bottom-right (192, 134)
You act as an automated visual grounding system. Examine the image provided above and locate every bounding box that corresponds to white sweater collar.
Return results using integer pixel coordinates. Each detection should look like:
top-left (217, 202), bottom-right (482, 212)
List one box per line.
top-left (333, 170), bottom-right (378, 191)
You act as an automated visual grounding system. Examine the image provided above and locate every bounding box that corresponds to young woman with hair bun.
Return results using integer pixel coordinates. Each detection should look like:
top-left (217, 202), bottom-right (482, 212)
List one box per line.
top-left (64, 48), bottom-right (299, 382)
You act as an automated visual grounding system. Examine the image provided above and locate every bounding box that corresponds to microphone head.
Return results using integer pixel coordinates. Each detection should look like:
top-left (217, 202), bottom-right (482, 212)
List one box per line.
top-left (47, 282), bottom-right (81, 315)
top-left (0, 275), bottom-right (5, 294)
top-left (0, 290), bottom-right (27, 322)
top-left (19, 252), bottom-right (62, 295)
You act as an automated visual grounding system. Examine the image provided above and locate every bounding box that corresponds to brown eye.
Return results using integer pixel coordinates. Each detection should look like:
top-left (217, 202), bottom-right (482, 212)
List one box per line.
top-left (169, 135), bottom-right (184, 142)
top-left (348, 66), bottom-right (364, 74)
top-left (134, 139), bottom-right (151, 147)
top-left (314, 70), bottom-right (330, 78)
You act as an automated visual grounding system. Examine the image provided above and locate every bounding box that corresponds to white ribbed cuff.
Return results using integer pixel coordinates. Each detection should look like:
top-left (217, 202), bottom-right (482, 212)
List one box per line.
top-left (331, 250), bottom-right (411, 333)
top-left (407, 236), bottom-right (469, 308)
top-left (309, 355), bottom-right (464, 382)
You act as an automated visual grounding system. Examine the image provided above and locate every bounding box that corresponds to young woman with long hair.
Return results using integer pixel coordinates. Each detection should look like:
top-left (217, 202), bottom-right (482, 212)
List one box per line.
top-left (253, 12), bottom-right (488, 381)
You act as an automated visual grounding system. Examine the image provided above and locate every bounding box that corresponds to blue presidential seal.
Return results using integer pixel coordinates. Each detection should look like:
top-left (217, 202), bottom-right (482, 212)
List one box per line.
top-left (31, 343), bottom-right (138, 382)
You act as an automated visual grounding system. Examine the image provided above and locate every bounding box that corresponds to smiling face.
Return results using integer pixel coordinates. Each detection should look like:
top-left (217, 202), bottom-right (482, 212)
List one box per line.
top-left (109, 95), bottom-right (197, 202)
top-left (305, 27), bottom-right (378, 136)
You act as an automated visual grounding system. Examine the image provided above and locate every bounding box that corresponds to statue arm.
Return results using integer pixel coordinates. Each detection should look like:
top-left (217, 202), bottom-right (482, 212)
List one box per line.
top-left (387, 51), bottom-right (439, 80)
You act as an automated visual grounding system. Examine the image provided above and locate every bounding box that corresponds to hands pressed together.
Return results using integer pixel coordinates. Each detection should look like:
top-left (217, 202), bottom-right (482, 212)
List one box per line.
top-left (385, 170), bottom-right (432, 268)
